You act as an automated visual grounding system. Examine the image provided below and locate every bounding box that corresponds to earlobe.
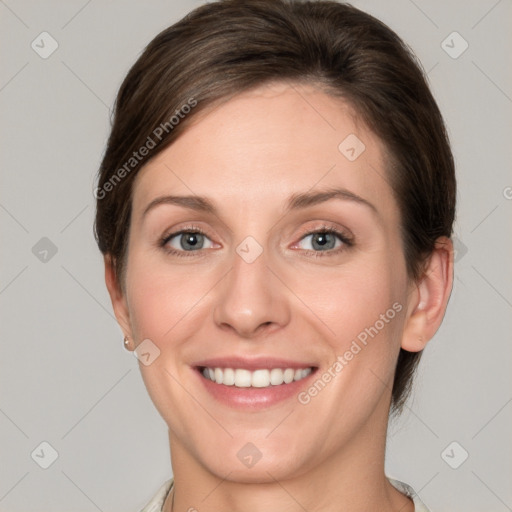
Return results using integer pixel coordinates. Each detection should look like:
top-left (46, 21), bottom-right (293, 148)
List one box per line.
top-left (401, 237), bottom-right (454, 352)
top-left (104, 255), bottom-right (133, 339)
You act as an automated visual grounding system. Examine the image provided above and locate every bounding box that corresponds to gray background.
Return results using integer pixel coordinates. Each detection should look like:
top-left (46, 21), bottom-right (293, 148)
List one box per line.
top-left (1, 1), bottom-right (511, 511)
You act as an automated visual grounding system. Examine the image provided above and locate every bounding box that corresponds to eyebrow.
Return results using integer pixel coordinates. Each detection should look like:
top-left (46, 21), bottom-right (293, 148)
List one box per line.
top-left (143, 195), bottom-right (215, 216)
top-left (142, 187), bottom-right (378, 218)
top-left (287, 188), bottom-right (377, 214)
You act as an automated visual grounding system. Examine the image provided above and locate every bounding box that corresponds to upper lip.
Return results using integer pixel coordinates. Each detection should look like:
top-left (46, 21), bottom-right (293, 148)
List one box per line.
top-left (193, 356), bottom-right (317, 371)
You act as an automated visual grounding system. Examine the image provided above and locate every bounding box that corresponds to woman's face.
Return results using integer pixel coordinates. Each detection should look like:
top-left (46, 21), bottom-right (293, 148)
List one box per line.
top-left (118, 82), bottom-right (416, 481)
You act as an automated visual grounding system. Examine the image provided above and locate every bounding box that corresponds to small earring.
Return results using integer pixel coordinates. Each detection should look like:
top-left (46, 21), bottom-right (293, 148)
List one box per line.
top-left (123, 336), bottom-right (132, 351)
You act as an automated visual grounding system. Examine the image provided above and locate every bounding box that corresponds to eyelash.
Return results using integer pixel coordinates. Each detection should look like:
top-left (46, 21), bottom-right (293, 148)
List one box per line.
top-left (159, 225), bottom-right (210, 258)
top-left (159, 224), bottom-right (354, 258)
top-left (295, 224), bottom-right (354, 258)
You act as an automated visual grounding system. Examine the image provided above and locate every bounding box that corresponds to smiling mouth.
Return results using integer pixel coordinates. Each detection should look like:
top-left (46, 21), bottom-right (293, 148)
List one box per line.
top-left (198, 366), bottom-right (315, 388)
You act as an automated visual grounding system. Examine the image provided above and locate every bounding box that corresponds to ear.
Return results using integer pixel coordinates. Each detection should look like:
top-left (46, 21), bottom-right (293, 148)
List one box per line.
top-left (401, 236), bottom-right (454, 352)
top-left (104, 255), bottom-right (133, 340)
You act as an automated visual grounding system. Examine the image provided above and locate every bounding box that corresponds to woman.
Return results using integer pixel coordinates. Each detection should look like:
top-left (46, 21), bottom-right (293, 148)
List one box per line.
top-left (95, 1), bottom-right (455, 510)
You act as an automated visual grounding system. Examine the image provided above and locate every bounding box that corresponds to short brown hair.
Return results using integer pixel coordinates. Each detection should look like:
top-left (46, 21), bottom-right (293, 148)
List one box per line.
top-left (95, 0), bottom-right (456, 415)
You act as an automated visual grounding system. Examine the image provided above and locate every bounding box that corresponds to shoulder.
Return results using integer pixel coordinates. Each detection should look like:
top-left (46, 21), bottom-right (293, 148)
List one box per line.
top-left (388, 477), bottom-right (431, 512)
top-left (140, 477), bottom-right (430, 512)
top-left (139, 478), bottom-right (174, 512)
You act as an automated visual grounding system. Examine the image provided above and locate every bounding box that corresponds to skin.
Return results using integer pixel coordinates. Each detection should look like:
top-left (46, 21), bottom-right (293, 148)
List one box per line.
top-left (105, 82), bottom-right (453, 512)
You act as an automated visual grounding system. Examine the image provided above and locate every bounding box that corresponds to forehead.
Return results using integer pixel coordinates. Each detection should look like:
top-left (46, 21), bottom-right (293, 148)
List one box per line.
top-left (132, 82), bottom-right (398, 222)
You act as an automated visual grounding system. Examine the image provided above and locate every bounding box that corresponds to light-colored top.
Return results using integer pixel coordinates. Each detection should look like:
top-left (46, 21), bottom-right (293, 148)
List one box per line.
top-left (139, 476), bottom-right (431, 511)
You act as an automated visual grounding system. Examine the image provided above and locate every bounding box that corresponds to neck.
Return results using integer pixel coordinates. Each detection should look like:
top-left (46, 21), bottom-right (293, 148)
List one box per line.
top-left (163, 399), bottom-right (413, 512)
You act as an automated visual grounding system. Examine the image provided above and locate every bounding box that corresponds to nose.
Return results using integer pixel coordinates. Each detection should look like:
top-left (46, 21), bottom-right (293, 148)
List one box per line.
top-left (212, 247), bottom-right (291, 339)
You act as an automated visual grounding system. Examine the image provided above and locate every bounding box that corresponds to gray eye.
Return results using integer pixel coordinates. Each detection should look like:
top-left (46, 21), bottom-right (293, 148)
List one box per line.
top-left (298, 232), bottom-right (342, 251)
top-left (168, 232), bottom-right (213, 251)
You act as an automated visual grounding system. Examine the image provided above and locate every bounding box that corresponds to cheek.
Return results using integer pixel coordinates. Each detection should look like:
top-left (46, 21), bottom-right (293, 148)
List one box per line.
top-left (291, 256), bottom-right (406, 404)
top-left (293, 259), bottom-right (401, 341)
top-left (125, 252), bottom-right (215, 343)
top-left (123, 252), bottom-right (216, 433)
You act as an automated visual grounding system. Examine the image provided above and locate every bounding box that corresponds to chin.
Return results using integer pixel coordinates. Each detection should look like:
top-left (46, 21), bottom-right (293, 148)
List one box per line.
top-left (198, 440), bottom-right (313, 484)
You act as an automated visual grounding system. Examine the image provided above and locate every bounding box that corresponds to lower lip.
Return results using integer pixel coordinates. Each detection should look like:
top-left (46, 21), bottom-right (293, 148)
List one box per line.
top-left (194, 368), bottom-right (317, 410)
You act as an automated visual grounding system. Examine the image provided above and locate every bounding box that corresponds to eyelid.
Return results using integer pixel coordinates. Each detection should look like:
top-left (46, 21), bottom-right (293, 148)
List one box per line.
top-left (161, 224), bottom-right (209, 244)
top-left (291, 222), bottom-right (354, 246)
top-left (159, 223), bottom-right (220, 257)
top-left (160, 221), bottom-right (217, 241)
top-left (158, 221), bottom-right (354, 258)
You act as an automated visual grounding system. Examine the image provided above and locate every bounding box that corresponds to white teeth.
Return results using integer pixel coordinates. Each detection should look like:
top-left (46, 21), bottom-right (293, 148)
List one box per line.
top-left (223, 367), bottom-right (235, 386)
top-left (235, 369), bottom-right (252, 387)
top-left (269, 368), bottom-right (284, 385)
top-left (251, 369), bottom-right (270, 388)
top-left (201, 366), bottom-right (313, 387)
top-left (283, 368), bottom-right (294, 383)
